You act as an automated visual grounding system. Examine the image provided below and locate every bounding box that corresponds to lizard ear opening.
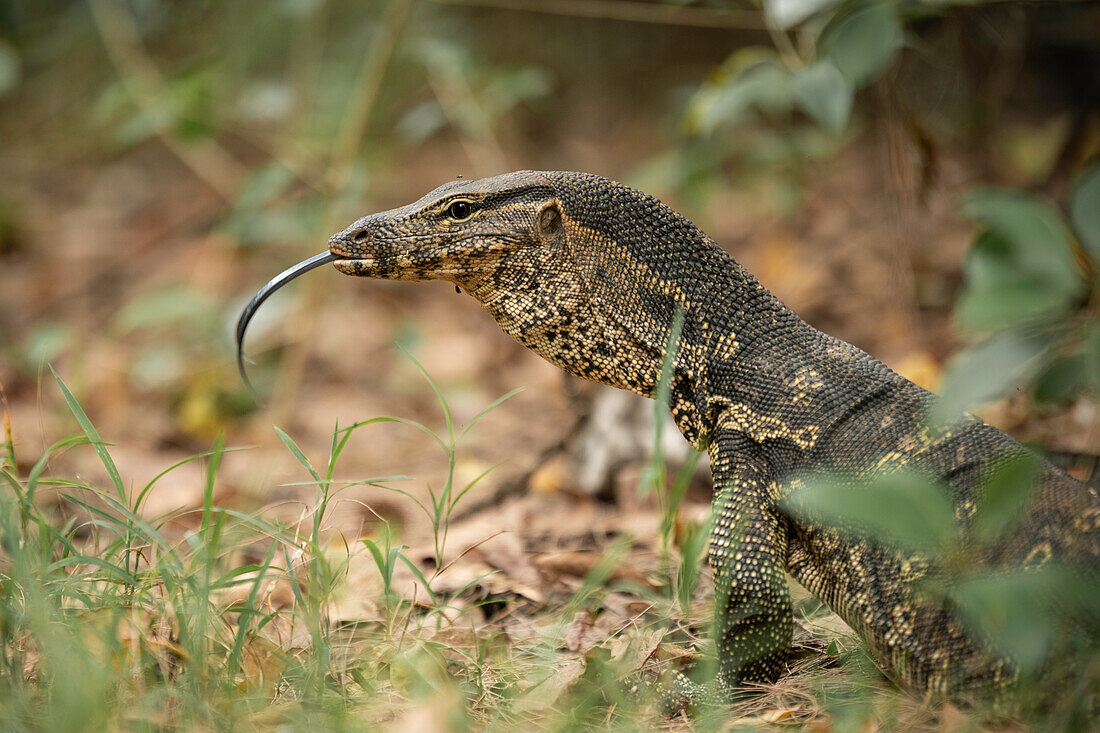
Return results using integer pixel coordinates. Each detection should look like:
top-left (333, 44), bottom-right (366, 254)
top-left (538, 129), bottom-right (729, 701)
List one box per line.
top-left (536, 201), bottom-right (564, 241)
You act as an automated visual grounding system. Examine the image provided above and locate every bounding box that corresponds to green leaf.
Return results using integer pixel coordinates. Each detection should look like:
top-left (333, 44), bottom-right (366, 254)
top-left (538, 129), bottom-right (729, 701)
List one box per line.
top-left (395, 552), bottom-right (438, 607)
top-left (274, 426), bottom-right (321, 484)
top-left (971, 450), bottom-right (1042, 545)
top-left (783, 468), bottom-right (956, 555)
top-left (1069, 162), bottom-right (1100, 261)
top-left (677, 512), bottom-right (712, 611)
top-left (931, 332), bottom-right (1047, 426)
top-left (944, 567), bottom-right (1099, 676)
top-left (819, 1), bottom-right (904, 85)
top-left (962, 189), bottom-right (1082, 297)
top-left (458, 387), bottom-right (523, 440)
top-left (46, 555), bottom-right (140, 586)
top-left (686, 50), bottom-right (794, 135)
top-left (954, 283), bottom-right (1069, 333)
top-left (954, 229), bottom-right (1074, 331)
top-left (1032, 354), bottom-right (1086, 405)
top-left (793, 60), bottom-right (853, 134)
top-left (0, 40), bottom-right (19, 97)
top-left (1085, 321), bottom-right (1100, 396)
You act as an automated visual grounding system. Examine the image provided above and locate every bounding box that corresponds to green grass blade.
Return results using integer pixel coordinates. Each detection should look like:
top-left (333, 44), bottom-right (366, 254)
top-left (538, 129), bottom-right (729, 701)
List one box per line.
top-left (51, 366), bottom-right (126, 503)
top-left (278, 475), bottom-right (408, 489)
top-left (274, 426), bottom-right (322, 484)
top-left (202, 434), bottom-right (227, 557)
top-left (395, 551), bottom-right (439, 607)
top-left (228, 541), bottom-right (277, 678)
top-left (458, 388), bottom-right (523, 440)
top-left (383, 416), bottom-right (447, 452)
top-left (397, 344), bottom-right (454, 443)
top-left (28, 436), bottom-right (91, 501)
top-left (46, 555), bottom-right (141, 586)
top-left (450, 460), bottom-right (506, 512)
top-left (1, 383), bottom-right (15, 472)
top-left (62, 493), bottom-right (173, 554)
top-left (136, 445), bottom-right (249, 515)
top-left (378, 485), bottom-right (432, 523)
top-left (0, 467), bottom-right (22, 497)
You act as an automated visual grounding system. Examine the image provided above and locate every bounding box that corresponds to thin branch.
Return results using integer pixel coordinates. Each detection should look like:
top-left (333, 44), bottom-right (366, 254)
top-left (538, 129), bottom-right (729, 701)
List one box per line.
top-left (764, 17), bottom-right (802, 70)
top-left (328, 0), bottom-right (414, 190)
top-left (87, 0), bottom-right (248, 201)
top-left (269, 0), bottom-right (413, 426)
top-left (426, 70), bottom-right (510, 177)
top-left (431, 0), bottom-right (769, 29)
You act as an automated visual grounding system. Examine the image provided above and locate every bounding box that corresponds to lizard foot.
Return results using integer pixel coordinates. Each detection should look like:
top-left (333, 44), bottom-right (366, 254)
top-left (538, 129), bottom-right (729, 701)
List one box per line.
top-left (659, 670), bottom-right (749, 715)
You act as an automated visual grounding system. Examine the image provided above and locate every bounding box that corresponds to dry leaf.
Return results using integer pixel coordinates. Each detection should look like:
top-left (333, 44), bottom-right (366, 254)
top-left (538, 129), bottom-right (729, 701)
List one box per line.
top-left (724, 708), bottom-right (798, 728)
top-left (529, 456), bottom-right (571, 494)
top-left (236, 636), bottom-right (286, 699)
top-left (608, 627), bottom-right (664, 671)
top-left (563, 611), bottom-right (596, 653)
top-left (517, 657), bottom-right (586, 712)
top-left (532, 550), bottom-right (652, 587)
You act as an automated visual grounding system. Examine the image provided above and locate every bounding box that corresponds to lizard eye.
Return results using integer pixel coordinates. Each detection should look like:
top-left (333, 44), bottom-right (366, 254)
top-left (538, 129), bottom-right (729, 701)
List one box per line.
top-left (447, 200), bottom-right (474, 222)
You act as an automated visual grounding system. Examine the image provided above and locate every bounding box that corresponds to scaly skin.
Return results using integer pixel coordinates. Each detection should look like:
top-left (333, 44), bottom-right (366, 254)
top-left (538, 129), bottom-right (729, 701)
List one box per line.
top-left (325, 170), bottom-right (1100, 700)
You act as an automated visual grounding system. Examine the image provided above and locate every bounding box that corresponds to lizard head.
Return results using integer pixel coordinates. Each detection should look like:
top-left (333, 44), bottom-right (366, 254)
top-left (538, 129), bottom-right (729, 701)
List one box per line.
top-left (239, 170), bottom-right (722, 437)
top-left (327, 170), bottom-right (671, 397)
top-left (327, 170), bottom-right (561, 283)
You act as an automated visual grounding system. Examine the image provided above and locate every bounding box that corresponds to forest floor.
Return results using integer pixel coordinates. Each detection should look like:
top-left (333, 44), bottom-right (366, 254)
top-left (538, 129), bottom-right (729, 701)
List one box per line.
top-left (1, 118), bottom-right (1096, 729)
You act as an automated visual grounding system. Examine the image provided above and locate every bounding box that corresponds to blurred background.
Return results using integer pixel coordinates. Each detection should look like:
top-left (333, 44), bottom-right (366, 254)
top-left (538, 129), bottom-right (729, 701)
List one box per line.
top-left (1, 0), bottom-right (1098, 538)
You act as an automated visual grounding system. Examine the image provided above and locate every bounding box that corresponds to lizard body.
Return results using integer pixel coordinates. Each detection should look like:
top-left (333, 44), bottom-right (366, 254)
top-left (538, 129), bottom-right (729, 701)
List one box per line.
top-left (255, 171), bottom-right (1100, 700)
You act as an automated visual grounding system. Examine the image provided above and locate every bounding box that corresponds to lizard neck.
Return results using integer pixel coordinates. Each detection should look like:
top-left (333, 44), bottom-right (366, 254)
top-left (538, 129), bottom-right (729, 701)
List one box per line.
top-left (543, 171), bottom-right (904, 456)
top-left (671, 285), bottom-right (906, 462)
top-left (611, 233), bottom-right (906, 461)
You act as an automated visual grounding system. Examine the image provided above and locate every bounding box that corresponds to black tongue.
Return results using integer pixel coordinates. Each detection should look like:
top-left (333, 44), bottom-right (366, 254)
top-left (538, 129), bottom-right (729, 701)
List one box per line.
top-left (236, 250), bottom-right (340, 398)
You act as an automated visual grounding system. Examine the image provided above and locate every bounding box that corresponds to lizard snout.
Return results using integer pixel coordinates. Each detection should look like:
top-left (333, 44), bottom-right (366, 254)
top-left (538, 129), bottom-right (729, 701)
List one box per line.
top-left (328, 219), bottom-right (374, 257)
top-left (327, 219), bottom-right (392, 277)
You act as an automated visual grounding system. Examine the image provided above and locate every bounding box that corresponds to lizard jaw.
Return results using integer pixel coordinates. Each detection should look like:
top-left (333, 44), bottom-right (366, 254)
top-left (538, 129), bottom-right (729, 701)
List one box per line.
top-left (331, 258), bottom-right (379, 276)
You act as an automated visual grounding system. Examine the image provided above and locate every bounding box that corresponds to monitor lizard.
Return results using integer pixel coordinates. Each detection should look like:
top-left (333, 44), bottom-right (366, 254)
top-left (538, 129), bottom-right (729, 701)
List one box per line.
top-left (237, 170), bottom-right (1100, 704)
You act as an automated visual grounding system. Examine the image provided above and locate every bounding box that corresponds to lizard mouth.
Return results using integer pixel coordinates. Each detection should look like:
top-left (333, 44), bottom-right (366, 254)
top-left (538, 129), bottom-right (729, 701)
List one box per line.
top-left (235, 250), bottom-right (345, 395)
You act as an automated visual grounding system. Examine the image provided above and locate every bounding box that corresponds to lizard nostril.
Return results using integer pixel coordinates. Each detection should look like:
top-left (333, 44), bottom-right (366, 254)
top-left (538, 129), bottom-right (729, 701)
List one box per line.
top-left (352, 229), bottom-right (370, 243)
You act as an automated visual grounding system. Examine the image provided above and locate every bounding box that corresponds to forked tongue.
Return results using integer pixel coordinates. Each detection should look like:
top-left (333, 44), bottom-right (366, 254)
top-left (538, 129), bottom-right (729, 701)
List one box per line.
top-left (236, 250), bottom-right (340, 398)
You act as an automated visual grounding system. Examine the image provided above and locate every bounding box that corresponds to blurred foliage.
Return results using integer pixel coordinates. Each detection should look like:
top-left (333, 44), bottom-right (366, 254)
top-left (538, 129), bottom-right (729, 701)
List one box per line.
top-left (938, 165), bottom-right (1100, 421)
top-left (659, 0), bottom-right (914, 208)
top-left (2, 0), bottom-right (559, 434)
top-left (4, 1), bottom-right (1096, 427)
top-left (784, 451), bottom-right (1100, 719)
top-left (668, 0), bottom-right (1100, 416)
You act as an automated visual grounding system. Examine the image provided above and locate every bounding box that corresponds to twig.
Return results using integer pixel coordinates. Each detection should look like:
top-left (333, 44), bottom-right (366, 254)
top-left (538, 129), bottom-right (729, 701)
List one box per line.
top-left (764, 16), bottom-right (802, 70)
top-left (431, 0), bottom-right (768, 29)
top-left (269, 0), bottom-right (413, 426)
top-left (0, 376), bottom-right (15, 472)
top-left (328, 0), bottom-right (414, 190)
top-left (450, 404), bottom-right (590, 522)
top-left (436, 529), bottom-right (507, 578)
top-left (426, 70), bottom-right (510, 177)
top-left (87, 0), bottom-right (248, 201)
